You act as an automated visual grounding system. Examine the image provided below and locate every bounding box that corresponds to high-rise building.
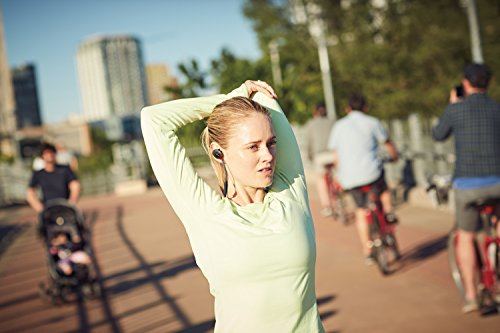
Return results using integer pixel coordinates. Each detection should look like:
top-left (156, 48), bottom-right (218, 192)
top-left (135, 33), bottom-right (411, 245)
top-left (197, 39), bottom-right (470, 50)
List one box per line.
top-left (76, 35), bottom-right (148, 122)
top-left (0, 7), bottom-right (16, 155)
top-left (146, 64), bottom-right (178, 105)
top-left (12, 63), bottom-right (42, 129)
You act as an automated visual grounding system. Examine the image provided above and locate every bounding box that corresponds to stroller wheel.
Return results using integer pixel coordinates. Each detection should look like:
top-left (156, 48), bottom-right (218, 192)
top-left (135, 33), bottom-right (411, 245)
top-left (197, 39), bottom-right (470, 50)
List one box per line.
top-left (82, 281), bottom-right (101, 299)
top-left (91, 281), bottom-right (102, 298)
top-left (38, 282), bottom-right (49, 301)
top-left (60, 286), bottom-right (73, 303)
top-left (82, 283), bottom-right (93, 298)
top-left (50, 289), bottom-right (62, 306)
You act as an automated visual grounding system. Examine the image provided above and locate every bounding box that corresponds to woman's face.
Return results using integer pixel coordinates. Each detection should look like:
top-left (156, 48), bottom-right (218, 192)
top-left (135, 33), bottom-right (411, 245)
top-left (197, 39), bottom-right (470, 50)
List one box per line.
top-left (224, 113), bottom-right (276, 190)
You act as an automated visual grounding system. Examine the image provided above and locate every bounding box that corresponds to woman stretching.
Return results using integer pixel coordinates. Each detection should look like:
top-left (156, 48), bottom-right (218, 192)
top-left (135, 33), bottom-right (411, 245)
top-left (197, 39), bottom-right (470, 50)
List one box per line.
top-left (141, 80), bottom-right (325, 332)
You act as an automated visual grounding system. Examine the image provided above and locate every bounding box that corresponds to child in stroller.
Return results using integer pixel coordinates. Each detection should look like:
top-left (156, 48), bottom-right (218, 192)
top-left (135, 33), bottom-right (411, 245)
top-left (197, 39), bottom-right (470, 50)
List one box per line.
top-left (49, 231), bottom-right (91, 276)
top-left (38, 199), bottom-right (100, 303)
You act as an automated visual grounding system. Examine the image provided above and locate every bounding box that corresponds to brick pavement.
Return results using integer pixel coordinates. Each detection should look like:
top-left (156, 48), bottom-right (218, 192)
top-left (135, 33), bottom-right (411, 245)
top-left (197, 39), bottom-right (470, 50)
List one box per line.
top-left (0, 179), bottom-right (499, 332)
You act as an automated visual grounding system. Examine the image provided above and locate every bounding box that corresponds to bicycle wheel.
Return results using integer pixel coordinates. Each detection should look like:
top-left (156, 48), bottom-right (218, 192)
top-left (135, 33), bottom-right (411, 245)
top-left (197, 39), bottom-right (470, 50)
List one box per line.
top-left (371, 214), bottom-right (390, 275)
top-left (385, 233), bottom-right (401, 261)
top-left (447, 230), bottom-right (467, 301)
top-left (487, 242), bottom-right (500, 305)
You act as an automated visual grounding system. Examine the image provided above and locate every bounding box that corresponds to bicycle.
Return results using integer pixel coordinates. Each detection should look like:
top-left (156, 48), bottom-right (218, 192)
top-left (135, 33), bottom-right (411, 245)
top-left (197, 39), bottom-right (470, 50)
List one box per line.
top-left (361, 184), bottom-right (401, 275)
top-left (426, 177), bottom-right (500, 314)
top-left (324, 164), bottom-right (348, 225)
top-left (447, 197), bottom-right (500, 314)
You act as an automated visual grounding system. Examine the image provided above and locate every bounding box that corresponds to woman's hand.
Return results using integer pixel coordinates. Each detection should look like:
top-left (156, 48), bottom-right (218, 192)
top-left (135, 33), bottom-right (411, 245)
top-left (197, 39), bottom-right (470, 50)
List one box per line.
top-left (244, 80), bottom-right (278, 99)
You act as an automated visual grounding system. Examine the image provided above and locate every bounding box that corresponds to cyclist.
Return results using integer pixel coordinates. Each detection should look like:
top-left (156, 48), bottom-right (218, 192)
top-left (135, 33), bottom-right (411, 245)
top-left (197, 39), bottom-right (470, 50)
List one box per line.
top-left (328, 92), bottom-right (398, 264)
top-left (26, 143), bottom-right (81, 213)
top-left (432, 63), bottom-right (500, 313)
top-left (303, 102), bottom-right (335, 216)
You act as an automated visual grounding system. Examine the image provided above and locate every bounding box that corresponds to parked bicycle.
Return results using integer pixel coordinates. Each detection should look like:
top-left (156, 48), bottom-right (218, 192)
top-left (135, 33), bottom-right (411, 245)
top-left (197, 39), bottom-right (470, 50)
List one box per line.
top-left (427, 178), bottom-right (500, 314)
top-left (361, 184), bottom-right (401, 275)
top-left (324, 164), bottom-right (348, 225)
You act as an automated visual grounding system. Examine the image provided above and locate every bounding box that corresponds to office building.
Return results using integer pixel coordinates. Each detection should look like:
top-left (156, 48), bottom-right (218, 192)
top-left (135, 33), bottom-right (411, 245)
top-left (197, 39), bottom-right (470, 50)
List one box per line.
top-left (146, 64), bottom-right (177, 105)
top-left (12, 63), bottom-right (42, 129)
top-left (76, 35), bottom-right (148, 122)
top-left (0, 7), bottom-right (16, 155)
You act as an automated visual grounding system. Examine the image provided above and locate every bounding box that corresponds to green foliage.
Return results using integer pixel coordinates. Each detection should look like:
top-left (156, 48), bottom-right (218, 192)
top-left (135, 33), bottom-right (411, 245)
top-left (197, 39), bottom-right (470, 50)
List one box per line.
top-left (328, 0), bottom-right (471, 119)
top-left (78, 128), bottom-right (114, 175)
top-left (479, 0), bottom-right (500, 100)
top-left (177, 120), bottom-right (206, 148)
top-left (241, 0), bottom-right (500, 120)
top-left (163, 59), bottom-right (212, 148)
top-left (165, 59), bottom-right (209, 99)
top-left (169, 0), bottom-right (500, 124)
top-left (0, 153), bottom-right (14, 164)
top-left (211, 48), bottom-right (270, 94)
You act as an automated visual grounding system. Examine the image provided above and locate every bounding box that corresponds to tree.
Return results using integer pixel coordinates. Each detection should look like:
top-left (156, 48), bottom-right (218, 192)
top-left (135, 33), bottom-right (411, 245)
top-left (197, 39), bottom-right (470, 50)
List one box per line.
top-left (171, 0), bottom-right (500, 123)
top-left (242, 0), bottom-right (500, 120)
top-left (78, 128), bottom-right (114, 174)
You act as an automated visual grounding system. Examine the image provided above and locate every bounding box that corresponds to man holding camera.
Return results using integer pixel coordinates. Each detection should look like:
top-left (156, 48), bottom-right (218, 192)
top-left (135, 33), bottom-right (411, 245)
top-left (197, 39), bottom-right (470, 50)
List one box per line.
top-left (432, 63), bottom-right (500, 313)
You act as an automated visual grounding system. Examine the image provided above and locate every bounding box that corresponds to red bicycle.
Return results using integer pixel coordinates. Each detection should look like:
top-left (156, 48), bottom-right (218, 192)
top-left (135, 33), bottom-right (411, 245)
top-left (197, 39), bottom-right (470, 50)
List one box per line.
top-left (448, 197), bottom-right (500, 314)
top-left (324, 164), bottom-right (348, 225)
top-left (362, 184), bottom-right (400, 275)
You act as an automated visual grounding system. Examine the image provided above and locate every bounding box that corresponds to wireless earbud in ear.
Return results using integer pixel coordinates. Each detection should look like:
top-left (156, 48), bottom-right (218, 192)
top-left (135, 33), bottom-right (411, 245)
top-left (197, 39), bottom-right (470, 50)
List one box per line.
top-left (211, 149), bottom-right (228, 197)
top-left (212, 149), bottom-right (224, 160)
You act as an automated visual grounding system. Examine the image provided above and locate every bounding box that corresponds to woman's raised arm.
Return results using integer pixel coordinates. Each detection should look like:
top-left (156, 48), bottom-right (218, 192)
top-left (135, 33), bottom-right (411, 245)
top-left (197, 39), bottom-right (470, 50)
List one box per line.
top-left (140, 84), bottom-right (248, 228)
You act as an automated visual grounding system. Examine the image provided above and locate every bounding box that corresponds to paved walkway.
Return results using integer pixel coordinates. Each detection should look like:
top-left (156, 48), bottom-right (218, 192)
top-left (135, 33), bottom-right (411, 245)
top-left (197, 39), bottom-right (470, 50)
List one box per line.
top-left (0, 178), bottom-right (499, 332)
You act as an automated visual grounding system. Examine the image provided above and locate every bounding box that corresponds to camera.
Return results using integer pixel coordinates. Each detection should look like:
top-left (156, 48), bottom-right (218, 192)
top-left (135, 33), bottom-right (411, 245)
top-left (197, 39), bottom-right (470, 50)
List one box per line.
top-left (455, 84), bottom-right (464, 98)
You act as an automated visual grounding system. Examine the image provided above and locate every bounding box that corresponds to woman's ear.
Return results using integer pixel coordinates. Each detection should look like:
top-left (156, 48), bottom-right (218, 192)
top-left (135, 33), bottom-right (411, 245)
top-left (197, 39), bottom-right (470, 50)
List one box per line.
top-left (209, 142), bottom-right (221, 152)
top-left (209, 143), bottom-right (225, 162)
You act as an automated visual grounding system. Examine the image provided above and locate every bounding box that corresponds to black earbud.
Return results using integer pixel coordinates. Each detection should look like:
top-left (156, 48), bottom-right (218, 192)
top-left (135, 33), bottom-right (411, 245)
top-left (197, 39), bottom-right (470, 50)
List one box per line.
top-left (212, 149), bottom-right (228, 197)
top-left (212, 149), bottom-right (224, 160)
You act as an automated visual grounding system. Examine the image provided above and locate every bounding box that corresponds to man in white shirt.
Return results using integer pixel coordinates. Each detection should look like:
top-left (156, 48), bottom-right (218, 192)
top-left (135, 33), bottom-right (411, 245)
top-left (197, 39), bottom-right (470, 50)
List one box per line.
top-left (328, 92), bottom-right (398, 263)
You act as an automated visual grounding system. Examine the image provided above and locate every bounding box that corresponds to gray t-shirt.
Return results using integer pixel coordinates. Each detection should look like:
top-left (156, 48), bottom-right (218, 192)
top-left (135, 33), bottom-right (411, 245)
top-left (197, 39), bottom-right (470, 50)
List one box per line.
top-left (328, 111), bottom-right (388, 189)
top-left (303, 116), bottom-right (335, 161)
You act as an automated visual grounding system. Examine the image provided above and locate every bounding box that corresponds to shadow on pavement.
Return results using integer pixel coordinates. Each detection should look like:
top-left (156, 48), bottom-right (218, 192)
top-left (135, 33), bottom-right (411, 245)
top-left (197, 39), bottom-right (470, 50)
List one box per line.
top-left (114, 205), bottom-right (195, 329)
top-left (56, 205), bottom-right (204, 333)
top-left (11, 204), bottom-right (336, 333)
top-left (86, 209), bottom-right (122, 333)
top-left (393, 235), bottom-right (448, 273)
top-left (0, 223), bottom-right (29, 258)
top-left (0, 291), bottom-right (39, 309)
top-left (106, 256), bottom-right (196, 295)
top-left (317, 294), bottom-right (336, 306)
top-left (317, 294), bottom-right (338, 323)
top-left (175, 319), bottom-right (215, 333)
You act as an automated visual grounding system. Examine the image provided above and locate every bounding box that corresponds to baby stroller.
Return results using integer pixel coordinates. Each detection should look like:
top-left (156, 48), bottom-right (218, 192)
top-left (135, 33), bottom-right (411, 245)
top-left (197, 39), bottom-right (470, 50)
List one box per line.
top-left (38, 199), bottom-right (101, 304)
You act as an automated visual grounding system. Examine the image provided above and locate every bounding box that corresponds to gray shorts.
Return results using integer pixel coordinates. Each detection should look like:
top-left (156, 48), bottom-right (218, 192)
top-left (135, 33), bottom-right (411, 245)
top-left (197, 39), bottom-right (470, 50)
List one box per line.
top-left (349, 172), bottom-right (388, 209)
top-left (454, 183), bottom-right (500, 231)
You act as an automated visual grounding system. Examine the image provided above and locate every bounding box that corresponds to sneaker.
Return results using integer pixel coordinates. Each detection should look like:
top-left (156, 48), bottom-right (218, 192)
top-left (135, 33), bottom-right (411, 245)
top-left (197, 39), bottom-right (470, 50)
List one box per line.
top-left (385, 212), bottom-right (399, 224)
top-left (462, 299), bottom-right (479, 314)
top-left (364, 255), bottom-right (376, 266)
top-left (320, 207), bottom-right (333, 217)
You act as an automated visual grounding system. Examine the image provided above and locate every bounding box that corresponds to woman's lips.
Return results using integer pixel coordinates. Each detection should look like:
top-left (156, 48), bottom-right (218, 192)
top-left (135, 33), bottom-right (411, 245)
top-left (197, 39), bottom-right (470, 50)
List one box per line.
top-left (258, 166), bottom-right (273, 175)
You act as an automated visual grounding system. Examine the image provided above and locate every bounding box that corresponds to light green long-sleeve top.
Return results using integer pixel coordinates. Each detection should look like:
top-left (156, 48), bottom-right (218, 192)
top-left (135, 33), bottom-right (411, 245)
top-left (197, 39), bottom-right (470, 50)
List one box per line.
top-left (141, 84), bottom-right (325, 333)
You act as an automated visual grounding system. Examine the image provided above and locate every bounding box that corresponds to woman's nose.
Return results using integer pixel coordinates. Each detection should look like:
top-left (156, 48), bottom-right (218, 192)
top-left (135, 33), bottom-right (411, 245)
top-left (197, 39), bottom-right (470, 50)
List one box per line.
top-left (261, 147), bottom-right (274, 162)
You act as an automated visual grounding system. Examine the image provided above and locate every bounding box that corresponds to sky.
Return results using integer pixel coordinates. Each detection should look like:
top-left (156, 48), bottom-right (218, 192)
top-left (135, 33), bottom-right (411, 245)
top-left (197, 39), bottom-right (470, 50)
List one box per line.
top-left (1, 0), bottom-right (262, 124)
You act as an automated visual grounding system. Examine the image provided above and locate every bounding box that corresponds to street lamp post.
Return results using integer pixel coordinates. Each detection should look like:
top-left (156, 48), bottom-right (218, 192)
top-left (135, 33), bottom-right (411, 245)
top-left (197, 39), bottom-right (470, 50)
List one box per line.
top-left (463, 0), bottom-right (484, 63)
top-left (268, 40), bottom-right (283, 87)
top-left (291, 0), bottom-right (337, 121)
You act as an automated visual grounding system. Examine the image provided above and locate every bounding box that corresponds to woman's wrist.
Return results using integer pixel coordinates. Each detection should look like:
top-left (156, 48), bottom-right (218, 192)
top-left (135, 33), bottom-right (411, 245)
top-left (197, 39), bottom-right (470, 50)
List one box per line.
top-left (244, 80), bottom-right (277, 99)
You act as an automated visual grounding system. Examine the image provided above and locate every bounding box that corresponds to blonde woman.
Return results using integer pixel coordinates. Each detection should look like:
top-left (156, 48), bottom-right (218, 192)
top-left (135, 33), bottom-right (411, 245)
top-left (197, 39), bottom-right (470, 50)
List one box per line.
top-left (141, 80), bottom-right (325, 332)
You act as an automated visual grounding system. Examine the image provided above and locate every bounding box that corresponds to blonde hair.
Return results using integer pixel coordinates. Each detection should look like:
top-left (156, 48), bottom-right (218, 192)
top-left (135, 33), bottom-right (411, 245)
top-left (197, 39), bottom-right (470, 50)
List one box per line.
top-left (201, 96), bottom-right (271, 194)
